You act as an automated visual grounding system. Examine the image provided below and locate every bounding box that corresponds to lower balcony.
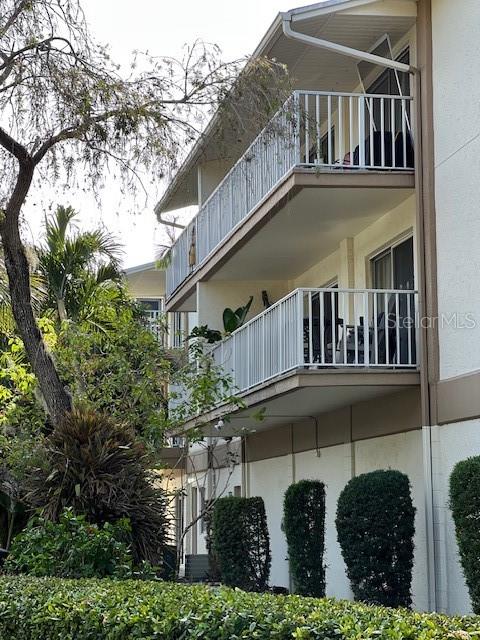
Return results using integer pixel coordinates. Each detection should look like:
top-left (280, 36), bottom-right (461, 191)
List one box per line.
top-left (213, 287), bottom-right (418, 385)
top-left (189, 287), bottom-right (421, 434)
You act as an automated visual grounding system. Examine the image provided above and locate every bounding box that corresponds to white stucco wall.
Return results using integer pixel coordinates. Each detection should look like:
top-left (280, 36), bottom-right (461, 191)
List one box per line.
top-left (244, 429), bottom-right (428, 607)
top-left (247, 454), bottom-right (293, 588)
top-left (432, 0), bottom-right (480, 379)
top-left (196, 280), bottom-right (291, 330)
top-left (353, 195), bottom-right (416, 289)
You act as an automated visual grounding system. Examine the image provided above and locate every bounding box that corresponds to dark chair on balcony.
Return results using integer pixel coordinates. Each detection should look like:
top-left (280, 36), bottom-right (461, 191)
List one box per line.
top-left (303, 315), bottom-right (344, 365)
top-left (352, 130), bottom-right (414, 168)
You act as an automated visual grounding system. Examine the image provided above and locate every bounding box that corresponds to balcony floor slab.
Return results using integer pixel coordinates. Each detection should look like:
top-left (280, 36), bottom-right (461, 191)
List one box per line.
top-left (176, 368), bottom-right (420, 437)
top-left (166, 168), bottom-right (414, 312)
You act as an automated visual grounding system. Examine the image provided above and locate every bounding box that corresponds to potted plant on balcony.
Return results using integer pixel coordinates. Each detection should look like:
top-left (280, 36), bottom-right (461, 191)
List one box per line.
top-left (222, 297), bottom-right (253, 334)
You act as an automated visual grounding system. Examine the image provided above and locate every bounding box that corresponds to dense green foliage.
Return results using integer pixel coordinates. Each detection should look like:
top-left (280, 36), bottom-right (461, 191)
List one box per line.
top-left (450, 456), bottom-right (480, 614)
top-left (0, 576), bottom-right (477, 639)
top-left (283, 480), bottom-right (326, 597)
top-left (212, 496), bottom-right (271, 592)
top-left (336, 470), bottom-right (416, 608)
top-left (4, 509), bottom-right (134, 579)
top-left (23, 409), bottom-right (169, 565)
top-left (55, 309), bottom-right (171, 447)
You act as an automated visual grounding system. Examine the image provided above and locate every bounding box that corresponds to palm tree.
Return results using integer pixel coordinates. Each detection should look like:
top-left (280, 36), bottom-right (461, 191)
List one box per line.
top-left (37, 206), bottom-right (124, 323)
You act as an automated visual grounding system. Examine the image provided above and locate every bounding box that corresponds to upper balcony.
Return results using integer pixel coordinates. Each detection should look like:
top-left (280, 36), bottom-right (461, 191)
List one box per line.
top-left (166, 89), bottom-right (414, 300)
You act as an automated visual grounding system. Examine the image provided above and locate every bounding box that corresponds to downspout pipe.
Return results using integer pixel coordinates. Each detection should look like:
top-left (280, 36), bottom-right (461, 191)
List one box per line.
top-left (281, 12), bottom-right (417, 74)
top-left (157, 212), bottom-right (185, 230)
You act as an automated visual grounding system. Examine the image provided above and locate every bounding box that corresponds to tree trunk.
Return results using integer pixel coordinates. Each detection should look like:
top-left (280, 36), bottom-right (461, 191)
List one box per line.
top-left (0, 164), bottom-right (72, 426)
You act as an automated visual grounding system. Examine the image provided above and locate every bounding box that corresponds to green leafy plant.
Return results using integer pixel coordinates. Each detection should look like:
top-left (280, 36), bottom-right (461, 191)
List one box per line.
top-left (4, 509), bottom-right (134, 579)
top-left (0, 576), bottom-right (478, 638)
top-left (23, 408), bottom-right (169, 566)
top-left (450, 456), bottom-right (480, 613)
top-left (336, 470), bottom-right (415, 608)
top-left (222, 296), bottom-right (253, 333)
top-left (283, 480), bottom-right (326, 597)
top-left (212, 496), bottom-right (270, 592)
top-left (187, 325), bottom-right (222, 344)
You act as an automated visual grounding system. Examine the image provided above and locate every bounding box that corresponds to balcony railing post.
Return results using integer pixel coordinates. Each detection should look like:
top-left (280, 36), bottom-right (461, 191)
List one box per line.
top-left (294, 92), bottom-right (301, 165)
top-left (296, 290), bottom-right (304, 368)
top-left (358, 95), bottom-right (366, 167)
top-left (364, 291), bottom-right (370, 367)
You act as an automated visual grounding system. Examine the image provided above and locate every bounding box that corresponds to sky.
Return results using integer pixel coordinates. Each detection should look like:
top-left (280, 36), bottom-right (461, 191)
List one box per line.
top-left (23, 0), bottom-right (292, 268)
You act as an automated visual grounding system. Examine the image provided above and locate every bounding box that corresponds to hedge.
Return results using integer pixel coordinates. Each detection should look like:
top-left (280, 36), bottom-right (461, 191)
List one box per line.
top-left (283, 480), bottom-right (326, 597)
top-left (212, 496), bottom-right (270, 591)
top-left (450, 456), bottom-right (480, 614)
top-left (0, 576), bottom-right (478, 639)
top-left (336, 470), bottom-right (415, 608)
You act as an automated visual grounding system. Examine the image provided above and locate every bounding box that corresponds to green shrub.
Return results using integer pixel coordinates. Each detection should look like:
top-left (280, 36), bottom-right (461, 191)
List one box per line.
top-left (336, 470), bottom-right (415, 608)
top-left (23, 408), bottom-right (169, 565)
top-left (283, 480), bottom-right (325, 597)
top-left (4, 509), bottom-right (133, 579)
top-left (212, 496), bottom-right (270, 591)
top-left (0, 576), bottom-right (477, 639)
top-left (450, 455), bottom-right (480, 614)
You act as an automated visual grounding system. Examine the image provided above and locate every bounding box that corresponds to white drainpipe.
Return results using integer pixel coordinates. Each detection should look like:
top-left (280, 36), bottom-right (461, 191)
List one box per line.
top-left (281, 13), bottom-right (416, 75)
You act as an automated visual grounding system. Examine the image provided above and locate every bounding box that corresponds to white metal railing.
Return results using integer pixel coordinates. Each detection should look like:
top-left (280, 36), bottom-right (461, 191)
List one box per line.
top-left (143, 309), bottom-right (166, 344)
top-left (210, 288), bottom-right (418, 394)
top-left (166, 90), bottom-right (414, 297)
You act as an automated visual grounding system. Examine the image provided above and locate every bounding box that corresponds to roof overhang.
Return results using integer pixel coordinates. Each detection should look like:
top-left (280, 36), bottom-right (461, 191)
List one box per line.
top-left (124, 261), bottom-right (158, 275)
top-left (155, 0), bottom-right (417, 217)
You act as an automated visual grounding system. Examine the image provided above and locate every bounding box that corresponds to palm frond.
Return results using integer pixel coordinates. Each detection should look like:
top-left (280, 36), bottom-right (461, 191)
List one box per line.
top-left (44, 205), bottom-right (78, 256)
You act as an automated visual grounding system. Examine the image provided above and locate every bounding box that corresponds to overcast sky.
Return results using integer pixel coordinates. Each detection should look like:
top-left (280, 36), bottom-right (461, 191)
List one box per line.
top-left (23, 0), bottom-right (291, 268)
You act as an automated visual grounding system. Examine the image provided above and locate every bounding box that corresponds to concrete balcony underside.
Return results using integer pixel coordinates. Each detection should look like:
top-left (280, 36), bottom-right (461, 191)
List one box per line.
top-left (166, 168), bottom-right (414, 312)
top-left (176, 368), bottom-right (420, 437)
top-left (158, 447), bottom-right (187, 469)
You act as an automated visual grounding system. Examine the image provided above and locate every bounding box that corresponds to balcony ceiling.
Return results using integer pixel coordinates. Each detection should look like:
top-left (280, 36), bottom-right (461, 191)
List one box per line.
top-left (210, 183), bottom-right (414, 281)
top-left (156, 0), bottom-right (417, 215)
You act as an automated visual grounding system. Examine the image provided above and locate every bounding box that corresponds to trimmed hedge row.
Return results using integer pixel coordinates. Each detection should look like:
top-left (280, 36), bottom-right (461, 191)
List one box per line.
top-left (0, 576), bottom-right (477, 639)
top-left (212, 497), bottom-right (270, 592)
top-left (283, 480), bottom-right (326, 597)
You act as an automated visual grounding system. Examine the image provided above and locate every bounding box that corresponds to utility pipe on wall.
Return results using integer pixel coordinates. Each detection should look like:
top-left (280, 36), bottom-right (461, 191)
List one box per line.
top-left (281, 13), bottom-right (416, 75)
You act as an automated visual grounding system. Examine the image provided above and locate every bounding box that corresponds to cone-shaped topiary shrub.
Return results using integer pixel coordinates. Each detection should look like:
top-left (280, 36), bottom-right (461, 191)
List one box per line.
top-left (450, 455), bottom-right (480, 613)
top-left (23, 408), bottom-right (169, 566)
top-left (283, 480), bottom-right (326, 597)
top-left (336, 469), bottom-right (415, 607)
top-left (212, 496), bottom-right (270, 591)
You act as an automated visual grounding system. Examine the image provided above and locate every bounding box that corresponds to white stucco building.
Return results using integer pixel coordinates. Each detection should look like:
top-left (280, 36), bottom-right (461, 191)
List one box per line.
top-left (153, 0), bottom-right (480, 614)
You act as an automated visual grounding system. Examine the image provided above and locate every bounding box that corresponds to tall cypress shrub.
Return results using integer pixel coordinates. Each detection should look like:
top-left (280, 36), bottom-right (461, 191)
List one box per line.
top-left (450, 456), bottom-right (480, 613)
top-left (336, 470), bottom-right (415, 607)
top-left (283, 480), bottom-right (326, 597)
top-left (212, 496), bottom-right (270, 592)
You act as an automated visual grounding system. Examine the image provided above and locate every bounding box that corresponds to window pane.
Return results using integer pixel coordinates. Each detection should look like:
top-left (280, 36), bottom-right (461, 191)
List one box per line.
top-left (372, 251), bottom-right (392, 289)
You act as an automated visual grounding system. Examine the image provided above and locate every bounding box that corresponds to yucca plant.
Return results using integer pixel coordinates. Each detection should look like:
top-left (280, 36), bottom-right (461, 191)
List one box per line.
top-left (23, 408), bottom-right (169, 564)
